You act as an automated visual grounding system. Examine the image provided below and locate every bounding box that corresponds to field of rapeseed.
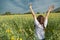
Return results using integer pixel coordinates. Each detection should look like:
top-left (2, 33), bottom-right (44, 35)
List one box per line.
top-left (0, 13), bottom-right (60, 40)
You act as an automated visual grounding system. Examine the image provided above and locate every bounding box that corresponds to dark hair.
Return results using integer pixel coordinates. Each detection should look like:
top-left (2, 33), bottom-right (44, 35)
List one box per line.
top-left (37, 15), bottom-right (45, 29)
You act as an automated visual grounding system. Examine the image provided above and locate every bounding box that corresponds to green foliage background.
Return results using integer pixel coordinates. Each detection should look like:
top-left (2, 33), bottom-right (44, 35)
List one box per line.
top-left (0, 13), bottom-right (60, 40)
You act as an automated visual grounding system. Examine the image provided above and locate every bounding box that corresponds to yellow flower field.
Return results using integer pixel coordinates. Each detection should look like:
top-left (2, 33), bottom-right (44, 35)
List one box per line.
top-left (0, 13), bottom-right (60, 40)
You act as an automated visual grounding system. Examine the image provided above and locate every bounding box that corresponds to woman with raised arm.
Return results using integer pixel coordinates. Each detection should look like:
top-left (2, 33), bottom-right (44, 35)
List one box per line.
top-left (29, 4), bottom-right (54, 40)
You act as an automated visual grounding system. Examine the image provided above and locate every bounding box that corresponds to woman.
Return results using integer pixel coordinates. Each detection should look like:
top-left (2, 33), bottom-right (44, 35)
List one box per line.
top-left (29, 4), bottom-right (54, 40)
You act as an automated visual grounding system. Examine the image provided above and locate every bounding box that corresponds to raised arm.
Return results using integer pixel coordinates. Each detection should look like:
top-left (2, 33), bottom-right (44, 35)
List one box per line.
top-left (44, 5), bottom-right (54, 28)
top-left (29, 4), bottom-right (36, 19)
top-left (45, 5), bottom-right (54, 19)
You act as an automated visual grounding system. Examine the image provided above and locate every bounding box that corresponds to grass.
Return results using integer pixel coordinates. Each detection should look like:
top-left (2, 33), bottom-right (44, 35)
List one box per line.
top-left (0, 13), bottom-right (60, 40)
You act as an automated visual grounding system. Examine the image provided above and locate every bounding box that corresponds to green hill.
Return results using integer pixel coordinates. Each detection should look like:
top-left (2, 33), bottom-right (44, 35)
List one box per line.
top-left (52, 7), bottom-right (60, 13)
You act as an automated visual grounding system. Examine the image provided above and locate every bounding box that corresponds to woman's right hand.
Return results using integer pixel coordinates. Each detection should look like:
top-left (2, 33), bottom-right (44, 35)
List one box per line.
top-left (29, 3), bottom-right (32, 9)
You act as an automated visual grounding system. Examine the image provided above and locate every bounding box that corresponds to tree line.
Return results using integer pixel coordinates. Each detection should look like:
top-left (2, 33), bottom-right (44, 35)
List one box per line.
top-left (0, 12), bottom-right (40, 15)
top-left (0, 7), bottom-right (60, 15)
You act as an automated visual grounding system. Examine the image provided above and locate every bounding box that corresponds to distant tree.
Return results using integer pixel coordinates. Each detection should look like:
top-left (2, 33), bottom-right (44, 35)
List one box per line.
top-left (4, 12), bottom-right (11, 15)
top-left (24, 12), bottom-right (32, 14)
top-left (37, 12), bottom-right (40, 14)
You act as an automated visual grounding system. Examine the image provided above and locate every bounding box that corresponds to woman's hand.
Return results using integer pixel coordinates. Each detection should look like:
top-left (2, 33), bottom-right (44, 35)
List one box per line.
top-left (48, 5), bottom-right (54, 12)
top-left (29, 3), bottom-right (32, 9)
top-left (45, 5), bottom-right (54, 19)
top-left (29, 3), bottom-right (36, 19)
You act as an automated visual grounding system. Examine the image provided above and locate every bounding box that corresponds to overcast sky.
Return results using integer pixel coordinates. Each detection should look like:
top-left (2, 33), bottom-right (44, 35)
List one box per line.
top-left (0, 0), bottom-right (60, 13)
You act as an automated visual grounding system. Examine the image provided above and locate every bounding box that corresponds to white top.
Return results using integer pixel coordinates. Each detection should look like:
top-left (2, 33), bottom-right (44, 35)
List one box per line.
top-left (34, 17), bottom-right (48, 39)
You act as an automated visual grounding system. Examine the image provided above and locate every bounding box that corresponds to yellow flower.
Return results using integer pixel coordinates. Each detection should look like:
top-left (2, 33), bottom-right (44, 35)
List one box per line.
top-left (11, 36), bottom-right (14, 40)
top-left (17, 38), bottom-right (19, 40)
top-left (19, 29), bottom-right (22, 32)
top-left (20, 38), bottom-right (22, 40)
top-left (6, 29), bottom-right (11, 33)
top-left (10, 16), bottom-right (13, 19)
